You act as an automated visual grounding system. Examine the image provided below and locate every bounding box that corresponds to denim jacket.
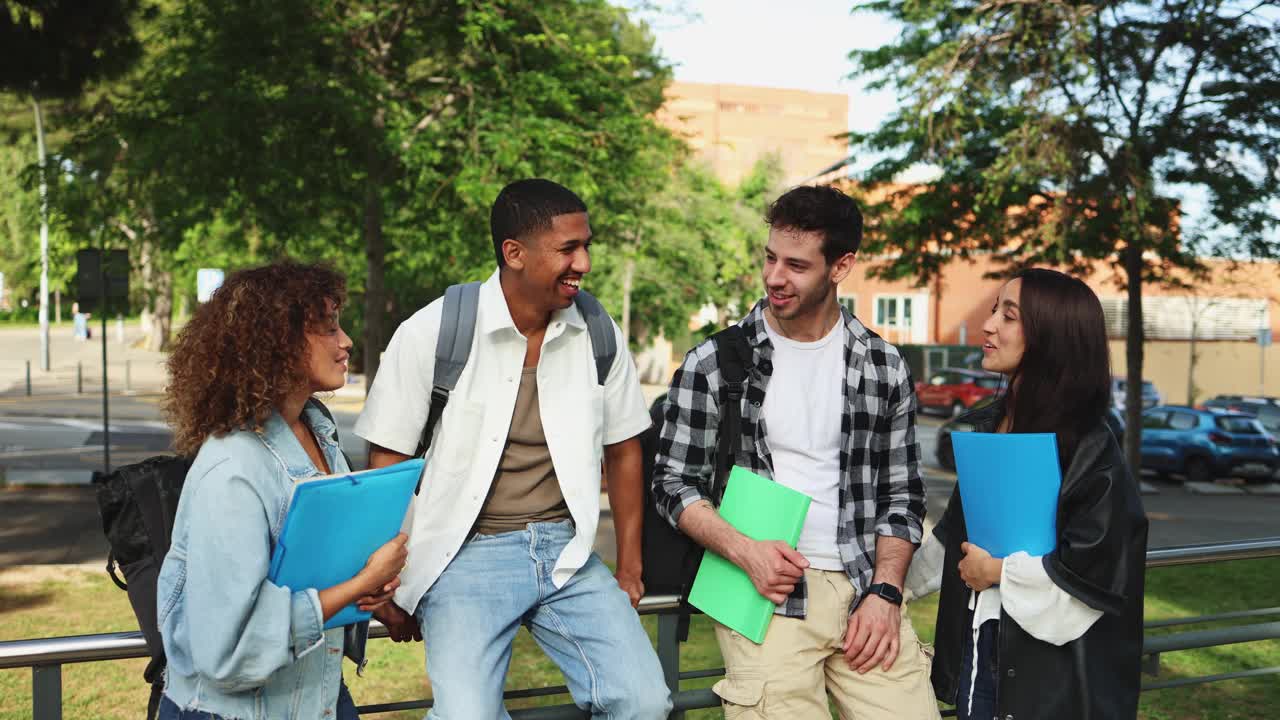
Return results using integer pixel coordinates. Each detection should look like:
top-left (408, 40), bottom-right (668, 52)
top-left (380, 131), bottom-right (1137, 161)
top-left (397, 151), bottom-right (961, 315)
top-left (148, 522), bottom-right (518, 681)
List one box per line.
top-left (158, 402), bottom-right (351, 720)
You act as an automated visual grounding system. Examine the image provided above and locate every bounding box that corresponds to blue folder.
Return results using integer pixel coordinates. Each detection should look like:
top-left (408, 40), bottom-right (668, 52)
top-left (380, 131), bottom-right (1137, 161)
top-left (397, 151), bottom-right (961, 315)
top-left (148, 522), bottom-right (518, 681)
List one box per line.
top-left (951, 432), bottom-right (1060, 558)
top-left (268, 458), bottom-right (424, 629)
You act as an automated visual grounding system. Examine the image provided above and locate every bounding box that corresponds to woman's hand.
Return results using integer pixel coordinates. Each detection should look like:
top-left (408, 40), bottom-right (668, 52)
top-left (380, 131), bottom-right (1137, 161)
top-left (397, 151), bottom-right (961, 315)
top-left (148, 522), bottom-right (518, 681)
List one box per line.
top-left (959, 542), bottom-right (1002, 593)
top-left (357, 577), bottom-right (401, 612)
top-left (360, 532), bottom-right (408, 594)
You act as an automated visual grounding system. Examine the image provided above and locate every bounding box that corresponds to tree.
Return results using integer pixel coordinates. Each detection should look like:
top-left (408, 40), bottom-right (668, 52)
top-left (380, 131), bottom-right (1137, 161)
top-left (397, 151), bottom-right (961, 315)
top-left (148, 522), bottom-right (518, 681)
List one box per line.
top-left (62, 0), bottom-right (682, 376)
top-left (1, 0), bottom-right (142, 366)
top-left (849, 0), bottom-right (1280, 470)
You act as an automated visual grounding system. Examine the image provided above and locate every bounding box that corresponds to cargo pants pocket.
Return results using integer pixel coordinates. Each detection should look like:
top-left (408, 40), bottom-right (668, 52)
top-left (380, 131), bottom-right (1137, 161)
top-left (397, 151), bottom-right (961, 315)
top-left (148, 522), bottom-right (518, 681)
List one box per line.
top-left (713, 671), bottom-right (765, 719)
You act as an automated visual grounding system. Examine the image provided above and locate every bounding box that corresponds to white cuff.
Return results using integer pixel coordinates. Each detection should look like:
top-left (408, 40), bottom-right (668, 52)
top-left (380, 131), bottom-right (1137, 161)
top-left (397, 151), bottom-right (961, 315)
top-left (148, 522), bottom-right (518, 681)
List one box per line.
top-left (1000, 551), bottom-right (1103, 646)
top-left (904, 534), bottom-right (944, 601)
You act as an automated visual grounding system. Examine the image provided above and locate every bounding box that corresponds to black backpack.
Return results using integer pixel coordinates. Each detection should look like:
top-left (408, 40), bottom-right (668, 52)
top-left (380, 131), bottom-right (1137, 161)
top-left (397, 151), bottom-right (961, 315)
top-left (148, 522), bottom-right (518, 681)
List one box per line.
top-left (94, 398), bottom-right (347, 720)
top-left (639, 325), bottom-right (751, 637)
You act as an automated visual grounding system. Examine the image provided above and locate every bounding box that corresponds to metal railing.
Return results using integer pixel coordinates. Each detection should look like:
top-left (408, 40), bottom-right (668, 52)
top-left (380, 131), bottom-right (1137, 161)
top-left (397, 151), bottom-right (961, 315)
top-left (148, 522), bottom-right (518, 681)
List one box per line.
top-left (3, 537), bottom-right (1279, 719)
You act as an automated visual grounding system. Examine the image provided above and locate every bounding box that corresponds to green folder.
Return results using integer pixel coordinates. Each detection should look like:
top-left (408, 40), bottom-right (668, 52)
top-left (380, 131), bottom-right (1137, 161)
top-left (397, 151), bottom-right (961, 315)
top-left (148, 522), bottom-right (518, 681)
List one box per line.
top-left (687, 466), bottom-right (812, 644)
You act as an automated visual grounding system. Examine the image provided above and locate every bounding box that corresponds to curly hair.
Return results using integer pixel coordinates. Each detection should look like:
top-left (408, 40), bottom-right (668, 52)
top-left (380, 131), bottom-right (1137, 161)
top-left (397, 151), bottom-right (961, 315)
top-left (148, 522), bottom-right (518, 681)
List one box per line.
top-left (165, 261), bottom-right (347, 457)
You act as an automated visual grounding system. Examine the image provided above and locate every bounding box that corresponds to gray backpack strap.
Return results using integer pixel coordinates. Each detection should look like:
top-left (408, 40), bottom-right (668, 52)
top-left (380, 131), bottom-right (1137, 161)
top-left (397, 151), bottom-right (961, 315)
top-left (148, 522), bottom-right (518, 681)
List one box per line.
top-left (574, 290), bottom-right (617, 386)
top-left (415, 282), bottom-right (481, 462)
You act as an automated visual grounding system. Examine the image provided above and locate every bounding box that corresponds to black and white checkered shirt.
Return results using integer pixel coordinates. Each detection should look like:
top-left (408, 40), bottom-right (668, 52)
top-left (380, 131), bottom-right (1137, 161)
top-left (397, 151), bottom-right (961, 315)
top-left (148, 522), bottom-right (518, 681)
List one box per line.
top-left (652, 300), bottom-right (926, 618)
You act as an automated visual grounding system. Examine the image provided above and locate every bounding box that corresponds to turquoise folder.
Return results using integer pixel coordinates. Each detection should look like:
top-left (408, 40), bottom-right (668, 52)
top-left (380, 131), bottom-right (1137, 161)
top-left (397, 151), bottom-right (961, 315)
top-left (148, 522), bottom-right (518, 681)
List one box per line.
top-left (268, 458), bottom-right (424, 629)
top-left (687, 466), bottom-right (811, 644)
top-left (951, 432), bottom-right (1060, 558)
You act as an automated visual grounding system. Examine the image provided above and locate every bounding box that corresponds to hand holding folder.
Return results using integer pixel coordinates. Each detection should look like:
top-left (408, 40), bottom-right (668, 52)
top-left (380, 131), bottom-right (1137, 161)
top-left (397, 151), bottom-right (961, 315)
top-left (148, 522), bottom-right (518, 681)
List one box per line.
top-left (687, 466), bottom-right (811, 643)
top-left (268, 458), bottom-right (424, 629)
top-left (951, 432), bottom-right (1061, 558)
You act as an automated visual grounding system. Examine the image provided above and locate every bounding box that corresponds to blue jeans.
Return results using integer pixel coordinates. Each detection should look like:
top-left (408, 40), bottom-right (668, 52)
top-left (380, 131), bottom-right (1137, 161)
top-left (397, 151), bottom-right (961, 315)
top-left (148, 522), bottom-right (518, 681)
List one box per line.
top-left (957, 619), bottom-right (999, 720)
top-left (416, 520), bottom-right (672, 719)
top-left (158, 682), bottom-right (359, 720)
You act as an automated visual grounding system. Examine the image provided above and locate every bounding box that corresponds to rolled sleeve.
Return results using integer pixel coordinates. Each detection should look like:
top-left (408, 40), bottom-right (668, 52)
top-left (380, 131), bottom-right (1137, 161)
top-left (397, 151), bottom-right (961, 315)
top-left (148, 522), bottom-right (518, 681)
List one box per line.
top-left (289, 588), bottom-right (327, 659)
top-left (183, 465), bottom-right (325, 692)
top-left (652, 345), bottom-right (719, 529)
top-left (354, 305), bottom-right (439, 456)
top-left (874, 361), bottom-right (926, 544)
top-left (601, 320), bottom-right (652, 446)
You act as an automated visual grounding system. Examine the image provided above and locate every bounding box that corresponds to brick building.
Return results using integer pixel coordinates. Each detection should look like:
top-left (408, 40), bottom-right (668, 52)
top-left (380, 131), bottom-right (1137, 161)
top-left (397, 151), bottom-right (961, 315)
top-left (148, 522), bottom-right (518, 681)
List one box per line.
top-left (655, 81), bottom-right (848, 186)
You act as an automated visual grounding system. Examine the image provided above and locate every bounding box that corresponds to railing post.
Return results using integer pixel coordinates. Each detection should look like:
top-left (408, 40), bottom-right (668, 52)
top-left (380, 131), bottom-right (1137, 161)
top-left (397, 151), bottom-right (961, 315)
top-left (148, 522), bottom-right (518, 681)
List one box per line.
top-left (657, 613), bottom-right (684, 720)
top-left (25, 360), bottom-right (31, 396)
top-left (76, 362), bottom-right (82, 395)
top-left (32, 664), bottom-right (62, 720)
top-left (125, 359), bottom-right (132, 392)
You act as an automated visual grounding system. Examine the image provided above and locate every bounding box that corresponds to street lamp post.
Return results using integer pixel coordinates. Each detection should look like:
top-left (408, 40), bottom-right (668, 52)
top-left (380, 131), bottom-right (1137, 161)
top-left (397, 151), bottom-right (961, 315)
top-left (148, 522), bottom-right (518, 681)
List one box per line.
top-left (33, 96), bottom-right (50, 372)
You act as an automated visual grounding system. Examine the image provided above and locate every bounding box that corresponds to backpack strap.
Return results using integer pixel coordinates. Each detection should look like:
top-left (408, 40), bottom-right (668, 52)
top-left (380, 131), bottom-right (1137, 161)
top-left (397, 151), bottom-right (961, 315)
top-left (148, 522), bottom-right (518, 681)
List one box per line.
top-left (574, 289), bottom-right (617, 385)
top-left (413, 282), bottom-right (617, 471)
top-left (415, 282), bottom-right (482, 461)
top-left (709, 324), bottom-right (751, 504)
top-left (307, 397), bottom-right (353, 471)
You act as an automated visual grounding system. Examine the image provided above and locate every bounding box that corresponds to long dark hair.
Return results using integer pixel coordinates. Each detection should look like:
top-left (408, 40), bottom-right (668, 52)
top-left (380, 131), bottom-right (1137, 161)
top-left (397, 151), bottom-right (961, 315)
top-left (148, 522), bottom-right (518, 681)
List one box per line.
top-left (1001, 268), bottom-right (1112, 466)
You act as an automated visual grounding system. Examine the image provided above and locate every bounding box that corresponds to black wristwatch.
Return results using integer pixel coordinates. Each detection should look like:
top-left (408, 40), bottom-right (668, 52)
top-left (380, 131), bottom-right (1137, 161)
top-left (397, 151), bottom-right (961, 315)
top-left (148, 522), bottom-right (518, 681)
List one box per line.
top-left (866, 582), bottom-right (903, 606)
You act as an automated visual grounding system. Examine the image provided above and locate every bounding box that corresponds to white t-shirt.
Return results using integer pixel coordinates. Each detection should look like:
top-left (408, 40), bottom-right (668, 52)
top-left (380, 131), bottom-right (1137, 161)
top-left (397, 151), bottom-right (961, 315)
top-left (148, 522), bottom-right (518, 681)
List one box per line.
top-left (761, 316), bottom-right (846, 571)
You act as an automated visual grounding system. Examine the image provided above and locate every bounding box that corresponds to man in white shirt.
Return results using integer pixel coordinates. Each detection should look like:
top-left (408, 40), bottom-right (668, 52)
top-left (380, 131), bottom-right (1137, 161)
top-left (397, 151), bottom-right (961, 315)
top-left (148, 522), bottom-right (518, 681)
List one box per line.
top-left (355, 179), bottom-right (670, 719)
top-left (653, 185), bottom-right (939, 718)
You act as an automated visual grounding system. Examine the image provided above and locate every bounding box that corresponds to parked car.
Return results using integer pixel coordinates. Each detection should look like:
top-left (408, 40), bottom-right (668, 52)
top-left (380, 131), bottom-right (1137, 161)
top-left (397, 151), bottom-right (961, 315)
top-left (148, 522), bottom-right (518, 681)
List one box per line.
top-left (916, 368), bottom-right (1003, 417)
top-left (1140, 406), bottom-right (1279, 483)
top-left (1112, 377), bottom-right (1162, 411)
top-left (934, 398), bottom-right (1125, 471)
top-left (1201, 396), bottom-right (1280, 436)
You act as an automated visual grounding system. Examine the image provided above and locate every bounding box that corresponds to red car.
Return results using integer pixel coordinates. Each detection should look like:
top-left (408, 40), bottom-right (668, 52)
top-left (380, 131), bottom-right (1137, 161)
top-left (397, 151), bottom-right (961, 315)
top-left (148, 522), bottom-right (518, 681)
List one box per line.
top-left (915, 367), bottom-right (1003, 416)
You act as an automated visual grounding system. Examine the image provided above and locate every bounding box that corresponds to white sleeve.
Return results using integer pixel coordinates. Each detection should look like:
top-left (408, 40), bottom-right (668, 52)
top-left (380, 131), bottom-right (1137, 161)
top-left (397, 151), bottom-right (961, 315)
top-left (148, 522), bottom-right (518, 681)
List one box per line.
top-left (353, 303), bottom-right (440, 456)
top-left (904, 532), bottom-right (944, 601)
top-left (1000, 551), bottom-right (1104, 646)
top-left (600, 319), bottom-right (651, 446)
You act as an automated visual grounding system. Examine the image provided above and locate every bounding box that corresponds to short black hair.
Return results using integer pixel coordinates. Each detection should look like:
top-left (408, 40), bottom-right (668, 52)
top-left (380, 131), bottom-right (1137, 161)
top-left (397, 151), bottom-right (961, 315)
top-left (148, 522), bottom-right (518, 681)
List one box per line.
top-left (765, 185), bottom-right (863, 263)
top-left (490, 179), bottom-right (588, 267)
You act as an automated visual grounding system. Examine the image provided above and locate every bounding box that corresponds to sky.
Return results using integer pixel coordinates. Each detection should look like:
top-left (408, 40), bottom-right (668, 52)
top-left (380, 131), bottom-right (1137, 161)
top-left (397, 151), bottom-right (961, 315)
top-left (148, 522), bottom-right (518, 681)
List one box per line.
top-left (641, 2), bottom-right (1259, 246)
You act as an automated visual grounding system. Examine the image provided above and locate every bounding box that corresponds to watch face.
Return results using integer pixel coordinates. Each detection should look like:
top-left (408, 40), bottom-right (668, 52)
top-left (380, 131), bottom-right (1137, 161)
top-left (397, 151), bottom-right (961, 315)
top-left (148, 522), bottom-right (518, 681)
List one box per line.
top-left (874, 583), bottom-right (903, 604)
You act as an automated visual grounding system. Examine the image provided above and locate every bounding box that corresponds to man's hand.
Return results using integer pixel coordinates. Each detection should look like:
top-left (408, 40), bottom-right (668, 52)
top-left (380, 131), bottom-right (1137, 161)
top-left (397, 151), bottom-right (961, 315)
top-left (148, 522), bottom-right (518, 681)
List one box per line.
top-left (738, 540), bottom-right (808, 604)
top-left (373, 602), bottom-right (422, 643)
top-left (843, 594), bottom-right (901, 673)
top-left (958, 542), bottom-right (1001, 593)
top-left (615, 565), bottom-right (644, 608)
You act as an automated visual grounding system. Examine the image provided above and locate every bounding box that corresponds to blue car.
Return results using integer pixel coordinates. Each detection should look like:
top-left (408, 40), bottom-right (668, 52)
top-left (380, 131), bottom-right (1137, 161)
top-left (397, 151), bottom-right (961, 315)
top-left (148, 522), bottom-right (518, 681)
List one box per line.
top-left (1140, 406), bottom-right (1279, 483)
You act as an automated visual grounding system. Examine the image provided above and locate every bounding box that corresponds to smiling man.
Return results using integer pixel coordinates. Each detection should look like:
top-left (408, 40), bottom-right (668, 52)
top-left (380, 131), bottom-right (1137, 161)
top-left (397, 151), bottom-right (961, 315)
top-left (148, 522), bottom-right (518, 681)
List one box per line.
top-left (354, 179), bottom-right (670, 719)
top-left (653, 185), bottom-right (938, 718)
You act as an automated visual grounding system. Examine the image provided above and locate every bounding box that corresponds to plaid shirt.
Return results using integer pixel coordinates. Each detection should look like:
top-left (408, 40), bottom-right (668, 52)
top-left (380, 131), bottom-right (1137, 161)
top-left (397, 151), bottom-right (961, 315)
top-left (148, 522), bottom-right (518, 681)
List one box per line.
top-left (653, 300), bottom-right (926, 618)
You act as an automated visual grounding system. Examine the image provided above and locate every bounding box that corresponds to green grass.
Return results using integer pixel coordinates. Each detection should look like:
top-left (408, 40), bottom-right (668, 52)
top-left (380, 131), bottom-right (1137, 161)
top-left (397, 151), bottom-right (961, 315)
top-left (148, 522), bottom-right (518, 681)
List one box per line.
top-left (2, 559), bottom-right (1277, 719)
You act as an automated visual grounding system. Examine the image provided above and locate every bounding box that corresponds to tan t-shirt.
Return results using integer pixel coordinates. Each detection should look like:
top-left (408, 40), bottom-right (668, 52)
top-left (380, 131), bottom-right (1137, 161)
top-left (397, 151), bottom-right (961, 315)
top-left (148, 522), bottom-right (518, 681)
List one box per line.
top-left (472, 367), bottom-right (571, 535)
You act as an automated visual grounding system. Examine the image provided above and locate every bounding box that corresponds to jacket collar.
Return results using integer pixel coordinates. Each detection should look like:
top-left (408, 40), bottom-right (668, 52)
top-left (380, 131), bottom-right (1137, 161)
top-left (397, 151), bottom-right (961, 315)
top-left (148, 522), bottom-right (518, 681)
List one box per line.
top-left (256, 401), bottom-right (341, 479)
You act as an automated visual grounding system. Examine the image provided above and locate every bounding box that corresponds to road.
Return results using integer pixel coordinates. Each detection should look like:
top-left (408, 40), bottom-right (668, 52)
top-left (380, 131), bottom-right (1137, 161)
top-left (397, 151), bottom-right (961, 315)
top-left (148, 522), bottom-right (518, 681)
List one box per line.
top-left (0, 396), bottom-right (1277, 567)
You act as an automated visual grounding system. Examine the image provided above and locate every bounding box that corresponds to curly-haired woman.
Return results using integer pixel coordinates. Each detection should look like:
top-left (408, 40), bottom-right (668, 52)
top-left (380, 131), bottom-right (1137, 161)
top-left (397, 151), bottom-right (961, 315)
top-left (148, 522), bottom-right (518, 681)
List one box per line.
top-left (157, 261), bottom-right (407, 720)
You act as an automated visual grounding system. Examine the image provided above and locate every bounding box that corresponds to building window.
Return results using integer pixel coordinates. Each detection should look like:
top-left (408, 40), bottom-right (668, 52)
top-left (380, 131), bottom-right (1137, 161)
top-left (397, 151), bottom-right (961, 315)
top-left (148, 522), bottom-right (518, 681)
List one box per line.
top-left (876, 295), bottom-right (913, 328)
top-left (838, 295), bottom-right (856, 317)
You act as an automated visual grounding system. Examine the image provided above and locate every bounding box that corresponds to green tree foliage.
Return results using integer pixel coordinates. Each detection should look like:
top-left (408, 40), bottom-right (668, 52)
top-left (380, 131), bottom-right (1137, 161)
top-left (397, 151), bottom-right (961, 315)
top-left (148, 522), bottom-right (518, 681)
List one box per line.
top-left (849, 0), bottom-right (1280, 468)
top-left (58, 0), bottom-right (685, 373)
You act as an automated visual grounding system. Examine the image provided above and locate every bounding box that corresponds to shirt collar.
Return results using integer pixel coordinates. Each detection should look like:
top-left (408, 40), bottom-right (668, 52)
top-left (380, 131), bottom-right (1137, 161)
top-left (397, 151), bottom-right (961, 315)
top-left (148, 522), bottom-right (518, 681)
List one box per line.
top-left (477, 268), bottom-right (587, 336)
top-left (742, 298), bottom-right (870, 354)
